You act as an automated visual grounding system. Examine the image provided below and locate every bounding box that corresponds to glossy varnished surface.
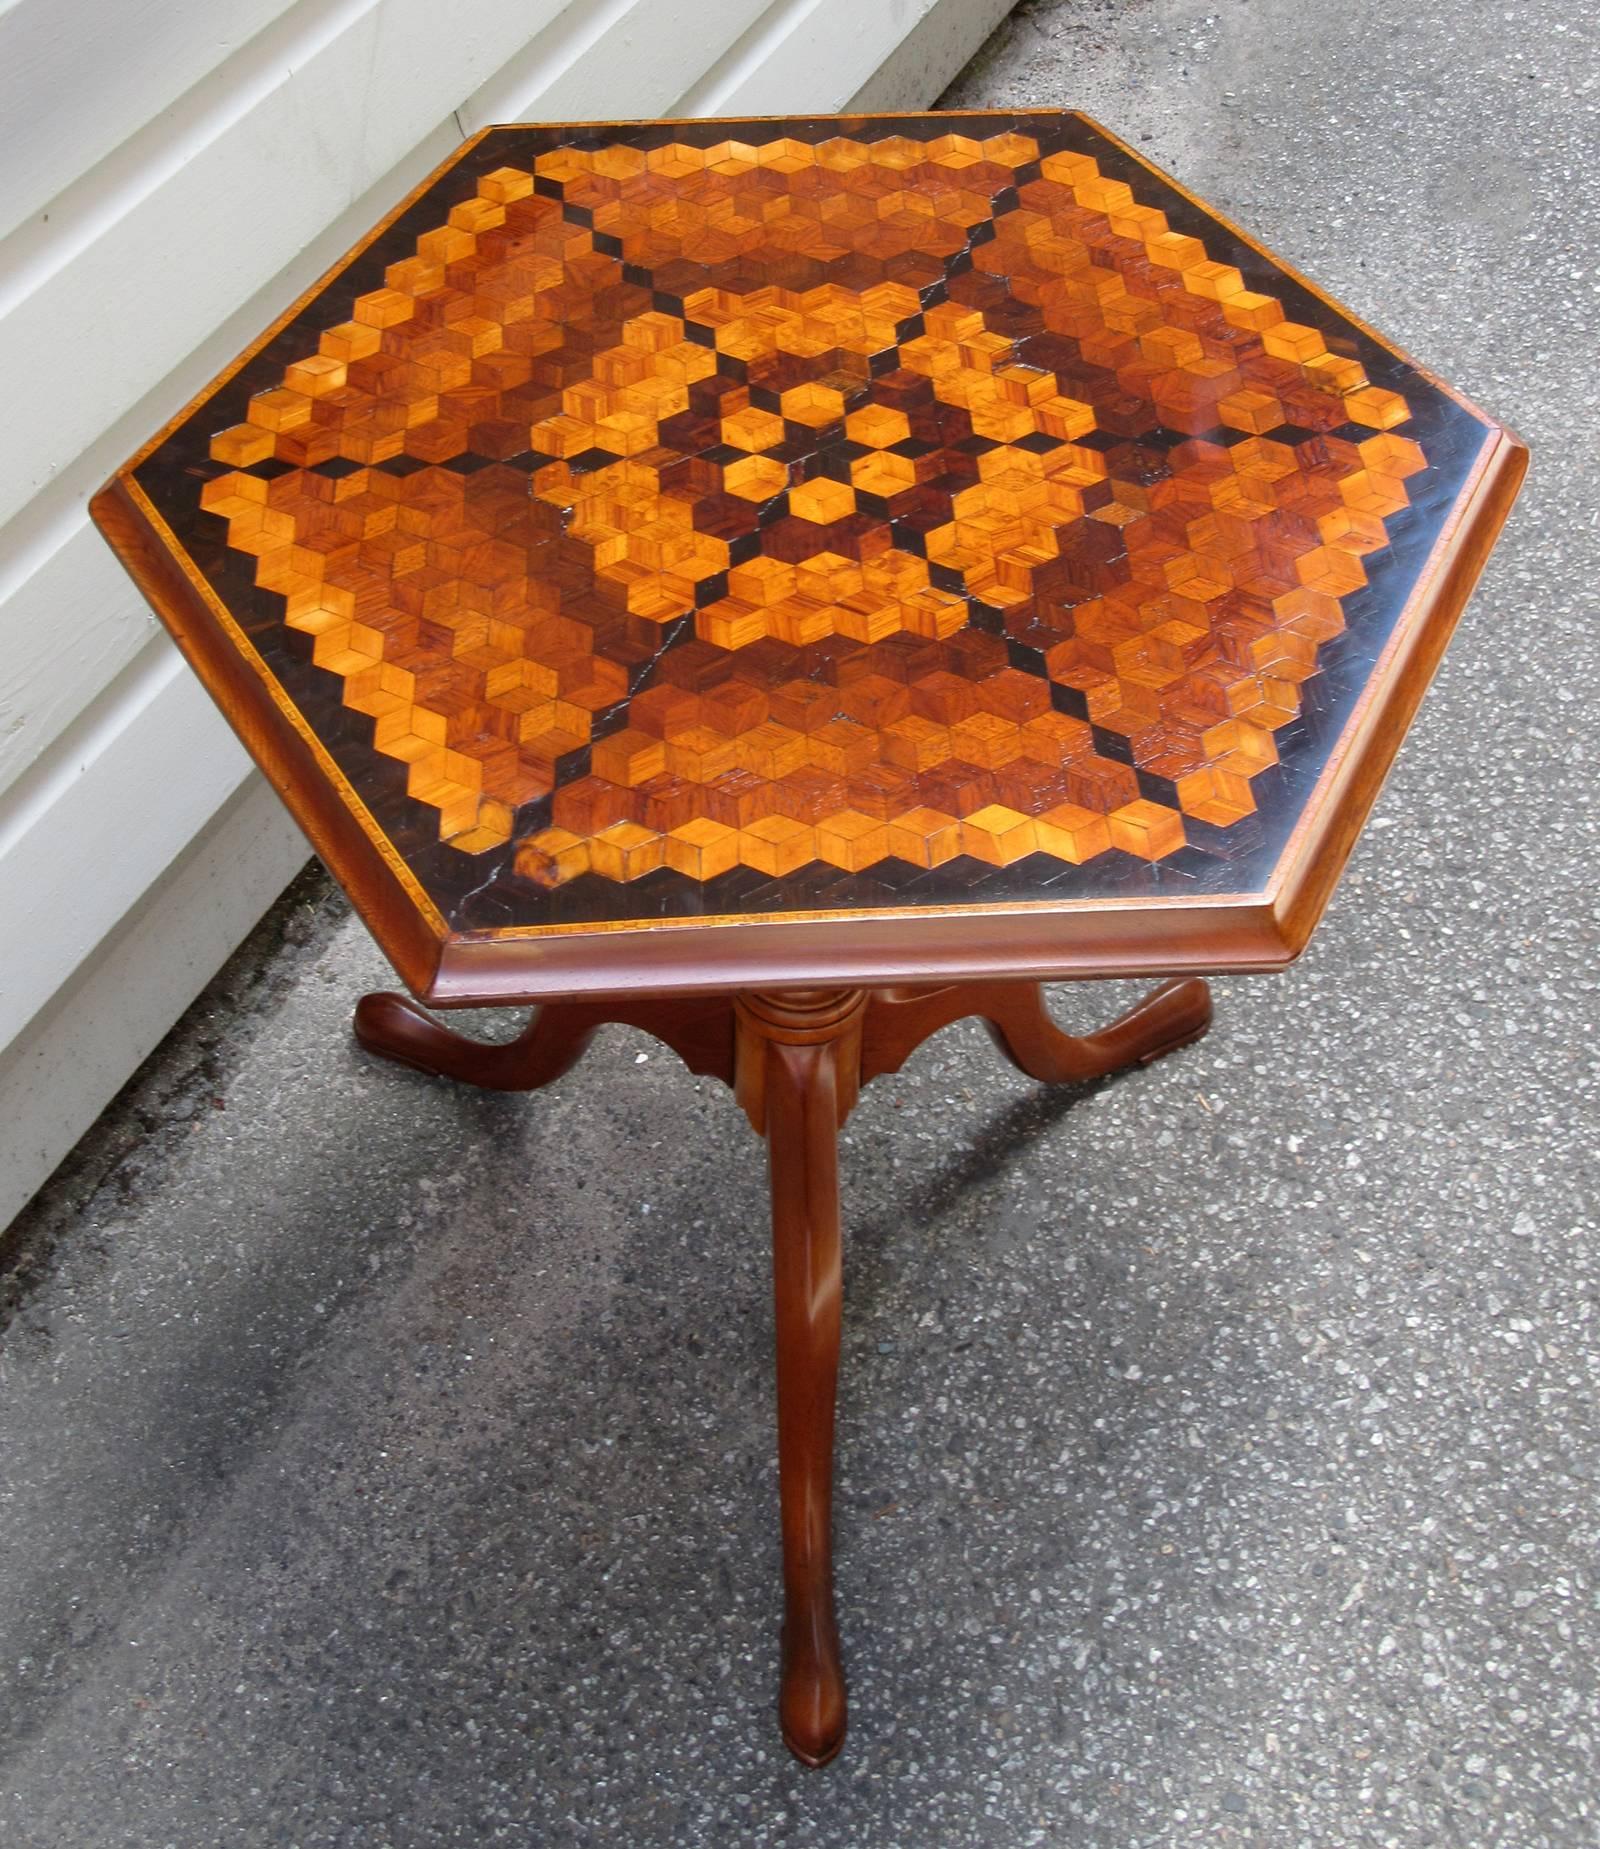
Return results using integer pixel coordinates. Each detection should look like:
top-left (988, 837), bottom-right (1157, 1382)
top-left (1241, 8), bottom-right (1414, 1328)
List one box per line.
top-left (94, 111), bottom-right (1523, 1000)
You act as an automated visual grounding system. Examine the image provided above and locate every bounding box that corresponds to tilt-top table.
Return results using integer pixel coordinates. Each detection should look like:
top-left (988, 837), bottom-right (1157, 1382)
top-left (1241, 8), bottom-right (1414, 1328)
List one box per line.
top-left (92, 110), bottom-right (1524, 1766)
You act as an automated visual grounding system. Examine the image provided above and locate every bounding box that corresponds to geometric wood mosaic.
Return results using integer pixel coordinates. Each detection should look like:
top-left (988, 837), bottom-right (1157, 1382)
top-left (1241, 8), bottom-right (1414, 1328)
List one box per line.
top-left (103, 112), bottom-right (1511, 959)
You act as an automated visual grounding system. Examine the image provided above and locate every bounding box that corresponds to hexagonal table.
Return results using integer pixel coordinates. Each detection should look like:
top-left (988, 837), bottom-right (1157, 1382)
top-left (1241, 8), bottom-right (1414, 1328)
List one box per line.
top-left (93, 110), bottom-right (1524, 1766)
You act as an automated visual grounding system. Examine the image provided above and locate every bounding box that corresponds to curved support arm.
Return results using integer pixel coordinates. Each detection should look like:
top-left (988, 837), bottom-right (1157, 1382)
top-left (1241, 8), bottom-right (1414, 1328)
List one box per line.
top-left (982, 977), bottom-right (1212, 1083)
top-left (861, 977), bottom-right (1211, 1087)
top-left (353, 990), bottom-right (736, 1092)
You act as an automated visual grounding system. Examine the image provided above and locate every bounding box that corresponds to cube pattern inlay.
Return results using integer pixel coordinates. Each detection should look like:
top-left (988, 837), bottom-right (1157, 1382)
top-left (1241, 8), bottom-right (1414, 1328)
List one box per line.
top-left (127, 114), bottom-right (1493, 936)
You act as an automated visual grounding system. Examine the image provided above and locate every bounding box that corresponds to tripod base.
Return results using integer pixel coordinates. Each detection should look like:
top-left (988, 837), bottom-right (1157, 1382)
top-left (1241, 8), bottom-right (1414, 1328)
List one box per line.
top-left (354, 975), bottom-right (1212, 1767)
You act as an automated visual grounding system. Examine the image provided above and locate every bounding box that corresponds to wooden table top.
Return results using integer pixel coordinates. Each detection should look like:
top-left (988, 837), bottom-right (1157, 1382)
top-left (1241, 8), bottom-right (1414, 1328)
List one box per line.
top-left (93, 111), bottom-right (1524, 1005)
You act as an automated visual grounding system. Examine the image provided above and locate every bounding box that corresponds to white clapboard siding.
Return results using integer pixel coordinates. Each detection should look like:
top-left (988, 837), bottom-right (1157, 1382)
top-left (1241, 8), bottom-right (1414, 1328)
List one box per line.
top-left (675, 0), bottom-right (993, 117)
top-left (0, 644), bottom-right (263, 1052)
top-left (0, 777), bottom-right (308, 1232)
top-left (0, 0), bottom-right (303, 243)
top-left (0, 0), bottom-right (1014, 1230)
top-left (0, 528), bottom-right (150, 798)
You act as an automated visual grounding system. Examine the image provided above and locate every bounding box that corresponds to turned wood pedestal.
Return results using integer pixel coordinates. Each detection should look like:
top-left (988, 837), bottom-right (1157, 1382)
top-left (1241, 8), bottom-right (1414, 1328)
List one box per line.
top-left (353, 975), bottom-right (1211, 1765)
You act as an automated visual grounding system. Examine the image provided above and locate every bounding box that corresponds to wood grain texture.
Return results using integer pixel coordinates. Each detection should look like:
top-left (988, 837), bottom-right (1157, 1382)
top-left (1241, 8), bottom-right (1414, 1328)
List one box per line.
top-left (734, 989), bottom-right (862, 1768)
top-left (92, 110), bottom-right (1527, 1005)
top-left (352, 987), bottom-right (734, 1085)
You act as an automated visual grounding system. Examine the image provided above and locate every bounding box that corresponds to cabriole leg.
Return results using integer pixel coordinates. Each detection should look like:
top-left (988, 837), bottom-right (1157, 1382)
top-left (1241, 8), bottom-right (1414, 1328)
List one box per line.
top-left (735, 991), bottom-right (865, 1768)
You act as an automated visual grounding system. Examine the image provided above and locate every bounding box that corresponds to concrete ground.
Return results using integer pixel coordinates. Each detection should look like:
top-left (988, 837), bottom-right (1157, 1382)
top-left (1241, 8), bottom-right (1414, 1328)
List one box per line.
top-left (3, 0), bottom-right (1597, 1842)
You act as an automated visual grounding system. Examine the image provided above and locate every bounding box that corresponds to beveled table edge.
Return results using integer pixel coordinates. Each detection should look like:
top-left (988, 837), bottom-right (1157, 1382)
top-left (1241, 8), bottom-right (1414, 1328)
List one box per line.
top-left (1270, 424), bottom-right (1528, 957)
top-left (91, 475), bottom-right (450, 1000)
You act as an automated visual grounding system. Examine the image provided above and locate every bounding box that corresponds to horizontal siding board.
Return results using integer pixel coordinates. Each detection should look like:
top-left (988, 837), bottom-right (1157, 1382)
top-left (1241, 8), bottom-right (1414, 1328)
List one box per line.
top-left (677, 0), bottom-right (952, 114)
top-left (0, 640), bottom-right (261, 1050)
top-left (0, 0), bottom-right (302, 241)
top-left (459, 0), bottom-right (773, 131)
top-left (0, 524), bottom-right (155, 799)
top-left (0, 774), bottom-right (308, 1232)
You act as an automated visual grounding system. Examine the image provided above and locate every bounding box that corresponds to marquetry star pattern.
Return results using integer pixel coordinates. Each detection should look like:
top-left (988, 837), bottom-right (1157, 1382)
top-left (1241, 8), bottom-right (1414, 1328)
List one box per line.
top-left (165, 115), bottom-right (1470, 925)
